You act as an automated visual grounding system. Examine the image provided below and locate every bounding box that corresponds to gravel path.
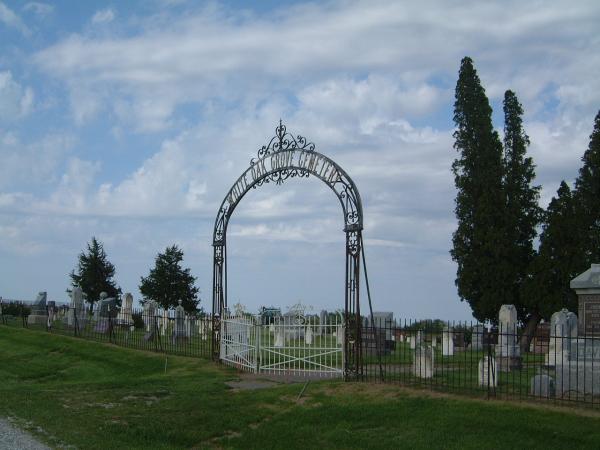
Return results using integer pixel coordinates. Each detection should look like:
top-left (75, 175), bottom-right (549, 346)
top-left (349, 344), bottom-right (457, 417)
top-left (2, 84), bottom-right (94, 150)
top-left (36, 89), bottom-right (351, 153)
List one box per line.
top-left (0, 418), bottom-right (51, 450)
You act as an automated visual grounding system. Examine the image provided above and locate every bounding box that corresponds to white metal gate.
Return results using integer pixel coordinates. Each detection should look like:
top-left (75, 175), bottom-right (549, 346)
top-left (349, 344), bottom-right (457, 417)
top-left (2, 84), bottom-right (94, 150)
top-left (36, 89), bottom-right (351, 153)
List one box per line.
top-left (220, 314), bottom-right (343, 377)
top-left (220, 315), bottom-right (257, 372)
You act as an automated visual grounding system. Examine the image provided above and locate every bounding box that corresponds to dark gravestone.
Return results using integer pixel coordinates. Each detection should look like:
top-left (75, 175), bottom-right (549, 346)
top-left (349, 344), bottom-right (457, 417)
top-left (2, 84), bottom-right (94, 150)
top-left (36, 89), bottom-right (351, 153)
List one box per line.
top-left (531, 322), bottom-right (550, 354)
top-left (361, 328), bottom-right (390, 357)
top-left (366, 312), bottom-right (395, 351)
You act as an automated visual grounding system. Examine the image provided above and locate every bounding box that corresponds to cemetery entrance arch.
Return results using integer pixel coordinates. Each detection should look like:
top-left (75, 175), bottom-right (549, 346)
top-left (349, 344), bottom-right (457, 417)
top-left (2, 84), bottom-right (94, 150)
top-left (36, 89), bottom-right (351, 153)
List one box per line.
top-left (212, 122), bottom-right (364, 379)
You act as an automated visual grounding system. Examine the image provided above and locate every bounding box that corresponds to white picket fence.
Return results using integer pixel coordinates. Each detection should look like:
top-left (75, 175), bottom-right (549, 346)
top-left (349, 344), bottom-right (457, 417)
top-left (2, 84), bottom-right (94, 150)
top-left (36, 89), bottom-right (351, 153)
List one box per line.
top-left (220, 314), bottom-right (344, 377)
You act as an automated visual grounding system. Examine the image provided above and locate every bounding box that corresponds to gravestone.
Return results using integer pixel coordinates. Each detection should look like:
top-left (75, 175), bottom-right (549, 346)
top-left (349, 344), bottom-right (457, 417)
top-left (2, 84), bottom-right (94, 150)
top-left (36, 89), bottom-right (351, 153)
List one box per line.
top-left (545, 309), bottom-right (577, 366)
top-left (413, 330), bottom-right (423, 349)
top-left (442, 326), bottom-right (454, 356)
top-left (67, 286), bottom-right (86, 329)
top-left (274, 325), bottom-right (285, 347)
top-left (413, 344), bottom-right (434, 379)
top-left (531, 322), bottom-right (550, 354)
top-left (530, 374), bottom-right (555, 397)
top-left (555, 363), bottom-right (600, 397)
top-left (47, 301), bottom-right (56, 327)
top-left (471, 325), bottom-right (484, 351)
top-left (496, 304), bottom-right (522, 372)
top-left (116, 293), bottom-right (134, 326)
top-left (269, 323), bottom-right (275, 334)
top-left (367, 312), bottom-right (393, 341)
top-left (94, 292), bottom-right (116, 333)
top-left (361, 328), bottom-right (388, 357)
top-left (282, 312), bottom-right (305, 340)
top-left (143, 300), bottom-right (157, 332)
top-left (184, 316), bottom-right (190, 338)
top-left (161, 309), bottom-right (169, 336)
top-left (305, 325), bottom-right (313, 345)
top-left (319, 310), bottom-right (328, 335)
top-left (335, 324), bottom-right (344, 346)
top-left (27, 292), bottom-right (48, 326)
top-left (173, 300), bottom-right (186, 341)
top-left (571, 264), bottom-right (600, 336)
top-left (478, 356), bottom-right (498, 387)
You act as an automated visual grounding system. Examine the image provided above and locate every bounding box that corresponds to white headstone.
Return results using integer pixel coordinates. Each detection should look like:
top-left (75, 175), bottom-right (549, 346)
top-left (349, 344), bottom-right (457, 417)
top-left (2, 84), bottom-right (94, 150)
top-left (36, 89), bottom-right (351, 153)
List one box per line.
top-left (305, 326), bottom-right (313, 345)
top-left (68, 286), bottom-right (85, 327)
top-left (471, 325), bottom-right (484, 350)
top-left (174, 300), bottom-right (185, 338)
top-left (161, 309), bottom-right (168, 336)
top-left (478, 356), bottom-right (498, 387)
top-left (413, 344), bottom-right (434, 379)
top-left (116, 293), bottom-right (134, 326)
top-left (143, 300), bottom-right (157, 332)
top-left (442, 326), bottom-right (454, 356)
top-left (497, 304), bottom-right (519, 357)
top-left (335, 325), bottom-right (344, 346)
top-left (546, 309), bottom-right (577, 366)
top-left (274, 326), bottom-right (285, 347)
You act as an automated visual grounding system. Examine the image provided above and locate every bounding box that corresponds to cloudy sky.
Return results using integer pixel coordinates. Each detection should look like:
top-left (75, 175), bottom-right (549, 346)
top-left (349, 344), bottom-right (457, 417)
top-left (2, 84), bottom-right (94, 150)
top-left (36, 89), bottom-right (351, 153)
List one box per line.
top-left (0, 0), bottom-right (599, 320)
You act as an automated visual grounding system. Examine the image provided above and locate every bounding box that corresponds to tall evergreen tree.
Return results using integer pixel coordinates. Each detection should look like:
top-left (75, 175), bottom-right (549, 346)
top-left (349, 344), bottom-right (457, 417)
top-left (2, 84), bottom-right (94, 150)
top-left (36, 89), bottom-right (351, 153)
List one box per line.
top-left (523, 182), bottom-right (582, 317)
top-left (574, 110), bottom-right (600, 264)
top-left (502, 90), bottom-right (542, 344)
top-left (139, 245), bottom-right (200, 312)
top-left (451, 57), bottom-right (508, 322)
top-left (70, 237), bottom-right (121, 312)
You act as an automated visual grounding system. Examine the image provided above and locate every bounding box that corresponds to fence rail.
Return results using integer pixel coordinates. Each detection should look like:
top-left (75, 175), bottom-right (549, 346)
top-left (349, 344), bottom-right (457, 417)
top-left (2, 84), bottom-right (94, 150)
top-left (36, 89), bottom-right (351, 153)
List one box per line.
top-left (2, 302), bottom-right (600, 409)
top-left (360, 318), bottom-right (600, 409)
top-left (0, 301), bottom-right (212, 358)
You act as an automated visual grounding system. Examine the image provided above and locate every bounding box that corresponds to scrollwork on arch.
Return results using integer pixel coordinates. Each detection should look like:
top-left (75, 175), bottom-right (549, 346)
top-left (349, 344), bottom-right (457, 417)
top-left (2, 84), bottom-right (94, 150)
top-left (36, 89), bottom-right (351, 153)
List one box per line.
top-left (251, 120), bottom-right (315, 165)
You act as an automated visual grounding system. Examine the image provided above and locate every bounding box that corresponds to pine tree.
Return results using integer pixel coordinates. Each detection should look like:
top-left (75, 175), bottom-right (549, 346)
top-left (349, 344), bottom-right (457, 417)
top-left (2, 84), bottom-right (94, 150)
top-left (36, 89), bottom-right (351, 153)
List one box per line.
top-left (70, 237), bottom-right (121, 312)
top-left (574, 110), bottom-right (600, 264)
top-left (502, 91), bottom-right (543, 346)
top-left (451, 57), bottom-right (508, 322)
top-left (523, 182), bottom-right (583, 316)
top-left (139, 245), bottom-right (200, 312)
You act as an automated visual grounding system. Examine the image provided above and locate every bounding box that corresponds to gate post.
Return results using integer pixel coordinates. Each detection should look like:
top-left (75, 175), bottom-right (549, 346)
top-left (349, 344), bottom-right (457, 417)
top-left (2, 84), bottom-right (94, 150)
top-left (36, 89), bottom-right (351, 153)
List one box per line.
top-left (255, 316), bottom-right (261, 373)
top-left (345, 228), bottom-right (363, 380)
top-left (212, 243), bottom-right (225, 361)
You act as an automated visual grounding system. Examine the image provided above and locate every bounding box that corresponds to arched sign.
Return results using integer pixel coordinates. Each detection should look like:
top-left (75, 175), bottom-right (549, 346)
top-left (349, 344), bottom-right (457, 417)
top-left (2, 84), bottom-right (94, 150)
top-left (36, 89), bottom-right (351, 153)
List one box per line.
top-left (212, 122), bottom-right (364, 378)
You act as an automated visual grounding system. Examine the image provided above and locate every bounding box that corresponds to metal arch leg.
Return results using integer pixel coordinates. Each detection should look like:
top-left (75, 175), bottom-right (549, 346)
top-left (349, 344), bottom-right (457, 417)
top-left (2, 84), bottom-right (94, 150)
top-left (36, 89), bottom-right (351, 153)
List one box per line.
top-left (344, 229), bottom-right (362, 380)
top-left (212, 244), bottom-right (225, 361)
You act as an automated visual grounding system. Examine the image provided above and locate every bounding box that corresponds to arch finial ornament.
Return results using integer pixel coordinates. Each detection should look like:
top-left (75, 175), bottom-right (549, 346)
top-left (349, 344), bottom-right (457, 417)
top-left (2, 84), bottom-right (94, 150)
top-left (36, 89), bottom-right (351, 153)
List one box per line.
top-left (212, 122), bottom-right (363, 379)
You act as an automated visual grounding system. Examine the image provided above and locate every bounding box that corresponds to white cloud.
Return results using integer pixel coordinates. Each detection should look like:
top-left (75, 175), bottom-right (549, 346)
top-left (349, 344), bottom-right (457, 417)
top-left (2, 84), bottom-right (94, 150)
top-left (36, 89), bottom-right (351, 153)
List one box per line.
top-left (0, 1), bottom-right (30, 35)
top-left (0, 71), bottom-right (34, 120)
top-left (23, 2), bottom-right (54, 17)
top-left (0, 132), bottom-right (74, 188)
top-left (91, 8), bottom-right (115, 24)
top-left (33, 0), bottom-right (600, 136)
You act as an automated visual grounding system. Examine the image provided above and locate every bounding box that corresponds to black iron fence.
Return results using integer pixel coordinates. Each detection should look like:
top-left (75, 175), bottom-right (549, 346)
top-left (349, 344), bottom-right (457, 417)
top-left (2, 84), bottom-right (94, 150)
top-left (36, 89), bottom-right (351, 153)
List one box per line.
top-left (3, 304), bottom-right (600, 409)
top-left (0, 301), bottom-right (212, 358)
top-left (360, 318), bottom-right (600, 409)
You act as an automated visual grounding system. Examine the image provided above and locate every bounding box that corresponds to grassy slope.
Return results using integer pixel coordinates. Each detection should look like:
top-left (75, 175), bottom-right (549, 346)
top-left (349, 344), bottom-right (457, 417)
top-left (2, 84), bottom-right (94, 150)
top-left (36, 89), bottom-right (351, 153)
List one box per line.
top-left (1, 327), bottom-right (600, 449)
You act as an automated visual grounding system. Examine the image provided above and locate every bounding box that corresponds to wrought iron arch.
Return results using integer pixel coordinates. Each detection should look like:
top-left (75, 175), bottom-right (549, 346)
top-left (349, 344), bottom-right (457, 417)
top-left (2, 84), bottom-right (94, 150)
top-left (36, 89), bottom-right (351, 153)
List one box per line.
top-left (212, 121), bottom-right (364, 379)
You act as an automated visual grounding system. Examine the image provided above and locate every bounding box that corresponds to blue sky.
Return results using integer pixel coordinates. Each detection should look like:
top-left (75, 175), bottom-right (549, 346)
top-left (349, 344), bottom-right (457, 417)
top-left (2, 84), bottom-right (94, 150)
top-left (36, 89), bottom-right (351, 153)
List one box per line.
top-left (1, 0), bottom-right (599, 320)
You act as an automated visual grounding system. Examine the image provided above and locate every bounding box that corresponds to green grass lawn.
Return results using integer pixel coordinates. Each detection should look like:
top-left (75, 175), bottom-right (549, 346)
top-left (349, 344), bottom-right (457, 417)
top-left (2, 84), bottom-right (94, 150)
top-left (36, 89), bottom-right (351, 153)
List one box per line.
top-left (2, 326), bottom-right (600, 449)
